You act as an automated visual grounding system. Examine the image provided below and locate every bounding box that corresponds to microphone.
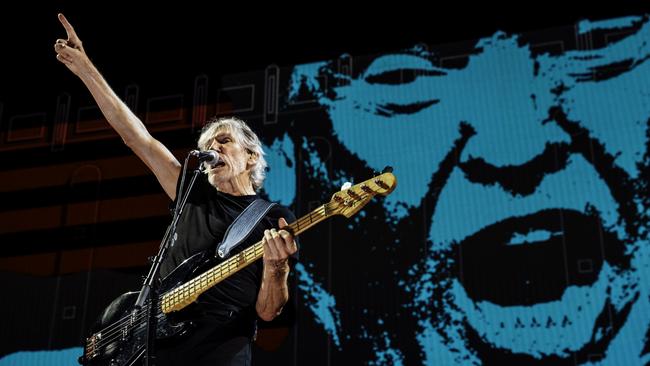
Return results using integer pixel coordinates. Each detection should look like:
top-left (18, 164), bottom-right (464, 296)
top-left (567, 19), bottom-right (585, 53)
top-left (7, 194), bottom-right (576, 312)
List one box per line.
top-left (190, 150), bottom-right (220, 167)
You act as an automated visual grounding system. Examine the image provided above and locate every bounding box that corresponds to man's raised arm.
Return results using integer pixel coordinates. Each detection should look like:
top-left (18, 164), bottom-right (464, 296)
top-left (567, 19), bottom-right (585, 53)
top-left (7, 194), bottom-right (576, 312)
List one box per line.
top-left (54, 13), bottom-right (181, 200)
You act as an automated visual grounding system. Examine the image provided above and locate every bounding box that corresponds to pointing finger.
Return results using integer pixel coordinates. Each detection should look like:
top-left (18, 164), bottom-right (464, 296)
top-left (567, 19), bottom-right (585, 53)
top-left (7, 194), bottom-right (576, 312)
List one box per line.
top-left (58, 13), bottom-right (80, 43)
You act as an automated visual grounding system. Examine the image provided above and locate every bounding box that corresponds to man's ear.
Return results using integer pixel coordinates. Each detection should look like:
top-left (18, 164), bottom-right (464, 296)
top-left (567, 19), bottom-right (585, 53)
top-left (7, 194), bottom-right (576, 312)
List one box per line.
top-left (247, 151), bottom-right (258, 166)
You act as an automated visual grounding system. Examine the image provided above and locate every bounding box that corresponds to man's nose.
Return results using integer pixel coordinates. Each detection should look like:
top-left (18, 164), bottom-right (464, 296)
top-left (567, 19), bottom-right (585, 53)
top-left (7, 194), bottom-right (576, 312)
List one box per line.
top-left (459, 116), bottom-right (570, 168)
top-left (211, 142), bottom-right (223, 153)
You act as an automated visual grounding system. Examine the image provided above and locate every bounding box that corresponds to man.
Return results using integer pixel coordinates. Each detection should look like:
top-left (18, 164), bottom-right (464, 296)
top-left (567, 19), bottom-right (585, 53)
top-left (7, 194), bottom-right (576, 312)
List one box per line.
top-left (54, 13), bottom-right (298, 365)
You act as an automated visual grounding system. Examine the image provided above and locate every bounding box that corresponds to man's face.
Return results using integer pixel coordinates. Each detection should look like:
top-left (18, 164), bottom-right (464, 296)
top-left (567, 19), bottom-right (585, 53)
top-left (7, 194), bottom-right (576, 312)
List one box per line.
top-left (206, 129), bottom-right (252, 188)
top-left (288, 16), bottom-right (650, 364)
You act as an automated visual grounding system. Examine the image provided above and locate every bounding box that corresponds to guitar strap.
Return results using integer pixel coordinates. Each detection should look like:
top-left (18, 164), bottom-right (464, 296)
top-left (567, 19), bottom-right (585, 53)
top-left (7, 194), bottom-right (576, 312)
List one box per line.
top-left (216, 199), bottom-right (277, 258)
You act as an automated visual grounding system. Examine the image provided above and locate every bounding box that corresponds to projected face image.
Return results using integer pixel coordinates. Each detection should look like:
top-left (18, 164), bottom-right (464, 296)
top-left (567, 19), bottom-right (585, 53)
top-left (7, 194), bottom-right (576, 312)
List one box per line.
top-left (288, 15), bottom-right (650, 364)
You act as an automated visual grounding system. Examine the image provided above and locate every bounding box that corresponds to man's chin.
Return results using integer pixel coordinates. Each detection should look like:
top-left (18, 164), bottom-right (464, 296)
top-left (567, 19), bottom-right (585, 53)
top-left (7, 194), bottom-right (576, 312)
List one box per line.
top-left (461, 293), bottom-right (637, 364)
top-left (452, 276), bottom-right (639, 364)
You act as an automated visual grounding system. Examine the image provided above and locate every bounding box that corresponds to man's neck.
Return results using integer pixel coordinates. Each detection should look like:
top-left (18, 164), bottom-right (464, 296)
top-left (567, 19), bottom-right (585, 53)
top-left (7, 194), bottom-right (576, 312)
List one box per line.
top-left (215, 177), bottom-right (256, 196)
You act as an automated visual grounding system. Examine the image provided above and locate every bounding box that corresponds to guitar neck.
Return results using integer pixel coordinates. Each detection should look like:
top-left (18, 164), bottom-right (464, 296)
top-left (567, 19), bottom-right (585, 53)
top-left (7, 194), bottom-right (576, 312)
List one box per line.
top-left (160, 204), bottom-right (329, 314)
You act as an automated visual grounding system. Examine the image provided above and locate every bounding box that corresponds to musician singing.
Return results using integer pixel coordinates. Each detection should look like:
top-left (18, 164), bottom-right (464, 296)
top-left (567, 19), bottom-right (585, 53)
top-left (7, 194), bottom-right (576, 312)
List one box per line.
top-left (54, 13), bottom-right (298, 366)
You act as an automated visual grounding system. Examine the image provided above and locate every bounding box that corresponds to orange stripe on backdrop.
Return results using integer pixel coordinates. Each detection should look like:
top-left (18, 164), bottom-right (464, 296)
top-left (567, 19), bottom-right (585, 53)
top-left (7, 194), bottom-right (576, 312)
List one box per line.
top-left (0, 194), bottom-right (170, 234)
top-left (0, 241), bottom-right (160, 276)
top-left (0, 103), bottom-right (233, 153)
top-left (0, 148), bottom-right (188, 192)
top-left (6, 126), bottom-right (46, 142)
top-left (0, 206), bottom-right (63, 234)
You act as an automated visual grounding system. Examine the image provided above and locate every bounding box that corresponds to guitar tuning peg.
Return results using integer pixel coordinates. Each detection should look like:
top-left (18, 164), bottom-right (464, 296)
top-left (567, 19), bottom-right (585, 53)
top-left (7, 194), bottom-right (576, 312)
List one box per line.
top-left (382, 166), bottom-right (393, 173)
top-left (341, 181), bottom-right (352, 191)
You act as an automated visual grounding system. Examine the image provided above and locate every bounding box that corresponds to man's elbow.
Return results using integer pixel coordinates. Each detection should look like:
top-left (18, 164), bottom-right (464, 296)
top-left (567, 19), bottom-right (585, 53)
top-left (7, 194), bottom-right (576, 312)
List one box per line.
top-left (258, 312), bottom-right (276, 322)
top-left (256, 306), bottom-right (283, 322)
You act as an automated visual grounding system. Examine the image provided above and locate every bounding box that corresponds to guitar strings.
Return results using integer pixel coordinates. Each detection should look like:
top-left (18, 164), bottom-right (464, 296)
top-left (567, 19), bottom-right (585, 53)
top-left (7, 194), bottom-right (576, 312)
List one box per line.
top-left (93, 240), bottom-right (268, 345)
top-left (90, 238), bottom-right (267, 347)
top-left (91, 243), bottom-right (259, 350)
top-left (90, 213), bottom-right (282, 343)
top-left (89, 238), bottom-right (264, 348)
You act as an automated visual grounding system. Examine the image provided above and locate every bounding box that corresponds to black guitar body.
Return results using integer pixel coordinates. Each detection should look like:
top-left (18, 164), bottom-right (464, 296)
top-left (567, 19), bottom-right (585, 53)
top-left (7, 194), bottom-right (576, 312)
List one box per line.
top-left (79, 250), bottom-right (215, 366)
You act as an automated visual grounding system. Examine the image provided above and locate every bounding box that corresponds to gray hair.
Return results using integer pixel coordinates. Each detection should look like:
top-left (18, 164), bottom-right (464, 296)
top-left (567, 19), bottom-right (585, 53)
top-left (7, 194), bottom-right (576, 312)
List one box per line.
top-left (197, 116), bottom-right (267, 191)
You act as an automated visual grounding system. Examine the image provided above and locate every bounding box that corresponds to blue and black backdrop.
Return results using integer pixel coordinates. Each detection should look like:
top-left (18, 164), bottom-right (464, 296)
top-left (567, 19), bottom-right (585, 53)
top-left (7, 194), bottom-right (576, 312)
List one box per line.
top-left (1, 11), bottom-right (650, 366)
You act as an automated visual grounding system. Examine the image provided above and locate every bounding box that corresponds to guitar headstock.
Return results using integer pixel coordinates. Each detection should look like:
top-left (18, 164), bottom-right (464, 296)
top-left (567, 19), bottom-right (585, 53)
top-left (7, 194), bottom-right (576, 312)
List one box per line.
top-left (327, 171), bottom-right (397, 218)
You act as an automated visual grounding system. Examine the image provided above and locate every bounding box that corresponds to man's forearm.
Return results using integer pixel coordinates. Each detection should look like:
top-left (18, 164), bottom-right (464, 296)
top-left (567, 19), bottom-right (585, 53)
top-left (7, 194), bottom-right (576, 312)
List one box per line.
top-left (71, 59), bottom-right (181, 200)
top-left (77, 65), bottom-right (151, 147)
top-left (256, 261), bottom-right (290, 321)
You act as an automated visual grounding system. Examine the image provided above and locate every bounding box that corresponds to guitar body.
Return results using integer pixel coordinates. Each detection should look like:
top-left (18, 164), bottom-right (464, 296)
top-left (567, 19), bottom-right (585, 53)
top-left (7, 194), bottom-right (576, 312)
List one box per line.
top-left (80, 251), bottom-right (215, 366)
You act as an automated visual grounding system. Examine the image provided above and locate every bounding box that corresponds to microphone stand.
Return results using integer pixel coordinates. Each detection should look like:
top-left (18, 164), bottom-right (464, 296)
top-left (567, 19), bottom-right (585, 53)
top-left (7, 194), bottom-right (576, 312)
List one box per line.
top-left (134, 153), bottom-right (205, 366)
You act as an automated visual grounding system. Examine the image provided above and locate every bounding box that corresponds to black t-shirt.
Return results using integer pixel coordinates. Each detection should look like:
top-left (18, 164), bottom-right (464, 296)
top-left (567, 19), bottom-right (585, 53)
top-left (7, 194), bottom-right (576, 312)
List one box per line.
top-left (160, 170), bottom-right (298, 335)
